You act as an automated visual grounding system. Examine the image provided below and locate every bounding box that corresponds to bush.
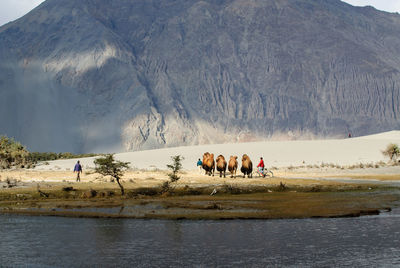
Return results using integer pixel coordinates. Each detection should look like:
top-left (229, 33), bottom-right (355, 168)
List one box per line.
top-left (382, 143), bottom-right (400, 162)
top-left (167, 155), bottom-right (184, 182)
top-left (29, 151), bottom-right (99, 162)
top-left (163, 155), bottom-right (184, 193)
top-left (94, 154), bottom-right (130, 196)
top-left (0, 135), bottom-right (101, 169)
top-left (0, 136), bottom-right (31, 169)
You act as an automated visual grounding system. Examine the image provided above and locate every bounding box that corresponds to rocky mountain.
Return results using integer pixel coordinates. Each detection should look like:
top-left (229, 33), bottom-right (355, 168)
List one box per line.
top-left (1, 0), bottom-right (400, 153)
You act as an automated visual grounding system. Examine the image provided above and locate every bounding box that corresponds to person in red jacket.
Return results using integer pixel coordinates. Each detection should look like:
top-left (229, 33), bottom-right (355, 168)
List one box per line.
top-left (257, 157), bottom-right (265, 177)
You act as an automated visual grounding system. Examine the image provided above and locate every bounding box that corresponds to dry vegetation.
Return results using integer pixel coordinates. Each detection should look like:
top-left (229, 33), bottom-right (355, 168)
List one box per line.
top-left (1, 166), bottom-right (400, 219)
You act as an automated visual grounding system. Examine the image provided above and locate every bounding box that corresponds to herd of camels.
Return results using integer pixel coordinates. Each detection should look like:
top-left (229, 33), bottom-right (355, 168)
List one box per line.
top-left (201, 152), bottom-right (255, 178)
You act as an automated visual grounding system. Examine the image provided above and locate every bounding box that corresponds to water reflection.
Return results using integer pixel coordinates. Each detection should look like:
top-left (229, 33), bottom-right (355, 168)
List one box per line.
top-left (1, 211), bottom-right (400, 267)
top-left (93, 218), bottom-right (127, 256)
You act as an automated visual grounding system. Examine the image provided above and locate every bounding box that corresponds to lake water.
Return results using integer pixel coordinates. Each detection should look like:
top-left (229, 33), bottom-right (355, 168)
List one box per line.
top-left (1, 211), bottom-right (400, 267)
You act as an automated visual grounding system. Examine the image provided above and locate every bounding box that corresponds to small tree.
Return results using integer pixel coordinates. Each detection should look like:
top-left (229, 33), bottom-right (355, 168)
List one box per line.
top-left (94, 154), bottom-right (130, 195)
top-left (163, 155), bottom-right (184, 193)
top-left (382, 143), bottom-right (400, 163)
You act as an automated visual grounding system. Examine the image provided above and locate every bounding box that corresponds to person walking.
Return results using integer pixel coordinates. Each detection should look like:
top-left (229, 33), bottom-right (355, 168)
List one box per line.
top-left (197, 158), bottom-right (203, 173)
top-left (74, 160), bottom-right (83, 182)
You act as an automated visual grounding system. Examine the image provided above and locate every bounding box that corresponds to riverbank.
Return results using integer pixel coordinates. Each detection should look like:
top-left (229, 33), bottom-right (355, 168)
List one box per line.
top-left (1, 167), bottom-right (400, 219)
top-left (1, 189), bottom-right (398, 219)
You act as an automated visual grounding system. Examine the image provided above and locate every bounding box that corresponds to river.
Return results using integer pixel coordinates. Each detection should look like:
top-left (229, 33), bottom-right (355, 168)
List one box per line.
top-left (1, 211), bottom-right (400, 267)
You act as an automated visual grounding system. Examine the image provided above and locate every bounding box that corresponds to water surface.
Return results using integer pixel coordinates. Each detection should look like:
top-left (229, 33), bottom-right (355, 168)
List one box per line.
top-left (1, 211), bottom-right (400, 267)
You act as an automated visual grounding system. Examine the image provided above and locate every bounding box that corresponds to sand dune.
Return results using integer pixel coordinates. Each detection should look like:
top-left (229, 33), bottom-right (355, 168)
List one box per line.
top-left (34, 130), bottom-right (400, 171)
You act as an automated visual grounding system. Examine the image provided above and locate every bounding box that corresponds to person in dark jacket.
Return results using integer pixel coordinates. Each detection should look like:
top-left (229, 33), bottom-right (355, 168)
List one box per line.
top-left (74, 160), bottom-right (82, 182)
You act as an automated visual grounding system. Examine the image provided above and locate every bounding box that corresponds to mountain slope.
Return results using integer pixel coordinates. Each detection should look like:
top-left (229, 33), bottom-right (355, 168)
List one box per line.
top-left (1, 0), bottom-right (400, 153)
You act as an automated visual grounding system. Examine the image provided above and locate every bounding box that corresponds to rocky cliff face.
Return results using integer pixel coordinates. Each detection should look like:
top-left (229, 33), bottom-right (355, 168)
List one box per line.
top-left (1, 0), bottom-right (400, 153)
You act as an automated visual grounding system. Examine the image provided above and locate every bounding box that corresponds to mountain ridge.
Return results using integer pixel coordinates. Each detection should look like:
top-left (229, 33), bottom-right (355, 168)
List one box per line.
top-left (1, 0), bottom-right (400, 153)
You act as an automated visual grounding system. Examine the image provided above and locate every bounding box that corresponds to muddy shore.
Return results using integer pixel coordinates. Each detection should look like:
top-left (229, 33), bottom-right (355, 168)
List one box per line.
top-left (1, 168), bottom-right (400, 219)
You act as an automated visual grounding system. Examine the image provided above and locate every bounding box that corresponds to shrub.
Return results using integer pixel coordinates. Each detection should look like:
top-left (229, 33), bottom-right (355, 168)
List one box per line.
top-left (163, 155), bottom-right (184, 193)
top-left (167, 155), bottom-right (184, 182)
top-left (29, 151), bottom-right (99, 162)
top-left (377, 161), bottom-right (386, 166)
top-left (0, 136), bottom-right (31, 168)
top-left (276, 181), bottom-right (288, 192)
top-left (382, 143), bottom-right (400, 162)
top-left (94, 154), bottom-right (130, 196)
top-left (365, 162), bottom-right (374, 168)
top-left (0, 135), bottom-right (100, 169)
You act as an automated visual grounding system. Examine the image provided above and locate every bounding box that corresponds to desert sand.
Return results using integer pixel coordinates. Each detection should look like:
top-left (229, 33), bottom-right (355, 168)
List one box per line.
top-left (0, 130), bottom-right (398, 187)
top-left (32, 130), bottom-right (400, 172)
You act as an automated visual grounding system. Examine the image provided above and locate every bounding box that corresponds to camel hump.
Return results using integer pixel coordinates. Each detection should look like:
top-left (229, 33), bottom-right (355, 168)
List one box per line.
top-left (241, 154), bottom-right (252, 168)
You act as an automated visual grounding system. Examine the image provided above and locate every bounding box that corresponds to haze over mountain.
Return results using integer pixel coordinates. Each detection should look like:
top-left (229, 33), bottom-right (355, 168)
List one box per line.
top-left (1, 0), bottom-right (400, 153)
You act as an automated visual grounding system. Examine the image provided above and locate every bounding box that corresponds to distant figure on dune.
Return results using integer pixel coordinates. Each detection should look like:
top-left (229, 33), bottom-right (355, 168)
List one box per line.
top-left (74, 160), bottom-right (82, 182)
top-left (197, 158), bottom-right (203, 173)
top-left (241, 154), bottom-right (253, 178)
top-left (228, 156), bottom-right (238, 178)
top-left (202, 152), bottom-right (215, 176)
top-left (348, 132), bottom-right (352, 138)
top-left (216, 155), bottom-right (227, 178)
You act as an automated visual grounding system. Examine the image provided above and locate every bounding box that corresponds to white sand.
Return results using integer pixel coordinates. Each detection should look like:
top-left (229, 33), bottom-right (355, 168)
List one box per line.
top-left (34, 130), bottom-right (400, 171)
